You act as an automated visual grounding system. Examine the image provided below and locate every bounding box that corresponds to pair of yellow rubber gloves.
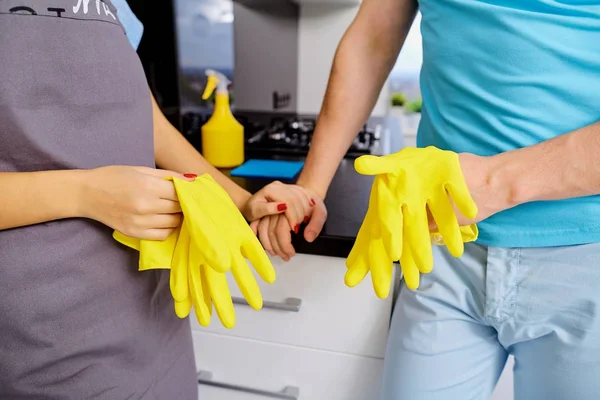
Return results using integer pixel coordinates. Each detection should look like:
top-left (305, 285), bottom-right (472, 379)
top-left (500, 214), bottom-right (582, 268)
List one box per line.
top-left (113, 174), bottom-right (275, 329)
top-left (346, 146), bottom-right (479, 298)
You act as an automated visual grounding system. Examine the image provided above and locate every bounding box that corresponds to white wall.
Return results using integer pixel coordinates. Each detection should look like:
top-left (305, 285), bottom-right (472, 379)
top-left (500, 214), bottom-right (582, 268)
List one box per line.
top-left (297, 4), bottom-right (389, 116)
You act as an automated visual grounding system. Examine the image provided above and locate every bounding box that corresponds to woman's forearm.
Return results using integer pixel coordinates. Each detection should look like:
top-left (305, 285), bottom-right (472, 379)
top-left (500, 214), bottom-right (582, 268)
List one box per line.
top-left (0, 170), bottom-right (86, 230)
top-left (151, 95), bottom-right (251, 209)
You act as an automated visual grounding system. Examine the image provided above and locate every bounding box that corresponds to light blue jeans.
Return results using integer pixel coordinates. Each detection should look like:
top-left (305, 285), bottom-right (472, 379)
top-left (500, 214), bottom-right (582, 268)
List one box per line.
top-left (381, 242), bottom-right (600, 400)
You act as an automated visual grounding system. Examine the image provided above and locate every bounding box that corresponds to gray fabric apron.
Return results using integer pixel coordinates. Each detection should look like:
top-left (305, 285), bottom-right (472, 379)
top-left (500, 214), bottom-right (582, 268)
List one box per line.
top-left (0, 1), bottom-right (197, 398)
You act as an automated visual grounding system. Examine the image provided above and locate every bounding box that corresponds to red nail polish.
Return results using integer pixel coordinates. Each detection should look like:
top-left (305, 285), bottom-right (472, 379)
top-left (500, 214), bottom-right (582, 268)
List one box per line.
top-left (183, 173), bottom-right (197, 179)
top-left (294, 224), bottom-right (299, 234)
top-left (277, 203), bottom-right (287, 212)
top-left (310, 198), bottom-right (316, 206)
top-left (303, 216), bottom-right (309, 223)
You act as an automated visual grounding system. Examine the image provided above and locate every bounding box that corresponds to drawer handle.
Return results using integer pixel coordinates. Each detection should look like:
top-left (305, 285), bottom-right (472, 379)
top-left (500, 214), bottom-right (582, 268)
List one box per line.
top-left (232, 296), bottom-right (302, 312)
top-left (197, 370), bottom-right (300, 399)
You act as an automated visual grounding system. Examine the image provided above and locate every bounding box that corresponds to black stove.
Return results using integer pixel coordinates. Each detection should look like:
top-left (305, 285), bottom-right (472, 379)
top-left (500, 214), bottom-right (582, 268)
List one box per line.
top-left (181, 110), bottom-right (388, 159)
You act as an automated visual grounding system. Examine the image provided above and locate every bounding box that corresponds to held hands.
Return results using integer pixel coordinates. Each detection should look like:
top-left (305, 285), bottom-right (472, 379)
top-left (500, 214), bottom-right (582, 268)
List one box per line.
top-left (346, 146), bottom-right (480, 295)
top-left (248, 183), bottom-right (327, 261)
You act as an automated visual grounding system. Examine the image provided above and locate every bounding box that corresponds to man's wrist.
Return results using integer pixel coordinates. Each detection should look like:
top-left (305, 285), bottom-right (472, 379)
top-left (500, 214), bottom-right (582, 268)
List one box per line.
top-left (482, 152), bottom-right (524, 211)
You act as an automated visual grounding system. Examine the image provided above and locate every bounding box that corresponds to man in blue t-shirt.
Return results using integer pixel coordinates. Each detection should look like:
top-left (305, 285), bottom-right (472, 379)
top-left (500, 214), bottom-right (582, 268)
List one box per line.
top-left (261, 1), bottom-right (600, 399)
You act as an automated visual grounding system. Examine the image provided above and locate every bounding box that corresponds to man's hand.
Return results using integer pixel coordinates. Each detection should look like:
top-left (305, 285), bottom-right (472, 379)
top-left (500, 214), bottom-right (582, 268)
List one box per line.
top-left (242, 181), bottom-right (312, 231)
top-left (428, 153), bottom-right (512, 229)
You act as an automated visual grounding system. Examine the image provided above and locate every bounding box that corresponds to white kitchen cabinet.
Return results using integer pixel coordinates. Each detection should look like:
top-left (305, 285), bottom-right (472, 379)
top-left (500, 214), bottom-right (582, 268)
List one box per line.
top-left (192, 254), bottom-right (394, 358)
top-left (191, 253), bottom-right (393, 400)
top-left (193, 331), bottom-right (383, 400)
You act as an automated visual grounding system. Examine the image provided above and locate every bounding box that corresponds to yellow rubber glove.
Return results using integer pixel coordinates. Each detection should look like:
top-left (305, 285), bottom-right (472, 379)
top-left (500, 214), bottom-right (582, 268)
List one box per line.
top-left (172, 174), bottom-right (276, 285)
top-left (345, 176), bottom-right (477, 297)
top-left (345, 180), bottom-right (396, 299)
top-left (172, 217), bottom-right (273, 329)
top-left (354, 146), bottom-right (479, 270)
top-left (346, 146), bottom-right (479, 295)
top-left (115, 215), bottom-right (268, 329)
top-left (113, 173), bottom-right (276, 329)
top-left (113, 228), bottom-right (179, 271)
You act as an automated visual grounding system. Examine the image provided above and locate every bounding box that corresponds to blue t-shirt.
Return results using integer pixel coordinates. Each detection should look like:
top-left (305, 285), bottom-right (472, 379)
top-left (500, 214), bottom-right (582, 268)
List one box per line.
top-left (417, 1), bottom-right (600, 247)
top-left (111, 0), bottom-right (144, 50)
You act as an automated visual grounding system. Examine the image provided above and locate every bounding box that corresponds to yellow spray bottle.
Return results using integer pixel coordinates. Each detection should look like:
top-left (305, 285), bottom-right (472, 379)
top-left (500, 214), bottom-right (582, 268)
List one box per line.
top-left (201, 69), bottom-right (244, 168)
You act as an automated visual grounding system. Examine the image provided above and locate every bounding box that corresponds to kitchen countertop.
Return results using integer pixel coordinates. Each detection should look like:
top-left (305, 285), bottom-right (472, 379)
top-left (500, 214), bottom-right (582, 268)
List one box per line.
top-left (224, 116), bottom-right (404, 258)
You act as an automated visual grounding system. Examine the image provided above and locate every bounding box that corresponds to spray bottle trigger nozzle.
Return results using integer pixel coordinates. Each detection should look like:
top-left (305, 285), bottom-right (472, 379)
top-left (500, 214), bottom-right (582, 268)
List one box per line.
top-left (202, 75), bottom-right (218, 100)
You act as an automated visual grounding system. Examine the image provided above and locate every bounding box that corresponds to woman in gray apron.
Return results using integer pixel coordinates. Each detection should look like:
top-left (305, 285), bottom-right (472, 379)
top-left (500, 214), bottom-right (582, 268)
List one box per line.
top-left (0, 1), bottom-right (314, 398)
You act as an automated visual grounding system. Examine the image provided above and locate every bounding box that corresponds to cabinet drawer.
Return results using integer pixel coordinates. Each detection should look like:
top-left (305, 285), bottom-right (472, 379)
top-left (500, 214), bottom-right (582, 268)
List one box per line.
top-left (192, 331), bottom-right (383, 400)
top-left (191, 254), bottom-right (395, 358)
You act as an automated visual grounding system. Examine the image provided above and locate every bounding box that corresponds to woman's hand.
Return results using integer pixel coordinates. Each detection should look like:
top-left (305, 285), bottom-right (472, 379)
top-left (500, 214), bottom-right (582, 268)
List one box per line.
top-left (80, 166), bottom-right (194, 240)
top-left (249, 185), bottom-right (328, 261)
top-left (241, 181), bottom-right (314, 232)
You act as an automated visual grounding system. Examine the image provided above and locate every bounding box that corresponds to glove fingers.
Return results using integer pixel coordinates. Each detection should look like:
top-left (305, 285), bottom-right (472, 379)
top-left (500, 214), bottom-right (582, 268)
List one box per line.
top-left (200, 265), bottom-right (213, 317)
top-left (399, 236), bottom-right (421, 290)
top-left (444, 180), bottom-right (478, 220)
top-left (204, 267), bottom-right (236, 329)
top-left (170, 224), bottom-right (190, 303)
top-left (174, 298), bottom-right (192, 319)
top-left (346, 218), bottom-right (372, 269)
top-left (345, 255), bottom-right (370, 288)
top-left (241, 237), bottom-right (276, 284)
top-left (368, 238), bottom-right (394, 299)
top-left (354, 155), bottom-right (399, 176)
top-left (404, 207), bottom-right (434, 274)
top-left (189, 261), bottom-right (212, 327)
top-left (173, 178), bottom-right (230, 271)
top-left (375, 176), bottom-right (403, 261)
top-left (231, 252), bottom-right (263, 310)
top-left (428, 194), bottom-right (464, 258)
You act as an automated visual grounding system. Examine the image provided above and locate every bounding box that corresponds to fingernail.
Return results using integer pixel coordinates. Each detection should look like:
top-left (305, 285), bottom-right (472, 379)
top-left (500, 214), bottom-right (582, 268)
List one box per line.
top-left (310, 198), bottom-right (316, 206)
top-left (294, 224), bottom-right (299, 234)
top-left (183, 173), bottom-right (197, 179)
top-left (303, 216), bottom-right (309, 223)
top-left (277, 203), bottom-right (287, 212)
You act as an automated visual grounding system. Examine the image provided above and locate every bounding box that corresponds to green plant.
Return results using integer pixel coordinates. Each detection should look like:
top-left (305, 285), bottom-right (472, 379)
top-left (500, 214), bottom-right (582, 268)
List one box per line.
top-left (405, 98), bottom-right (422, 113)
top-left (390, 92), bottom-right (407, 107)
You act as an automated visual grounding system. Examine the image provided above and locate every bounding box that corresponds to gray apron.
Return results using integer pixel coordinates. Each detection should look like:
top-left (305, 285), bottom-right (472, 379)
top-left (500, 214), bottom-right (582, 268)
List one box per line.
top-left (0, 1), bottom-right (197, 398)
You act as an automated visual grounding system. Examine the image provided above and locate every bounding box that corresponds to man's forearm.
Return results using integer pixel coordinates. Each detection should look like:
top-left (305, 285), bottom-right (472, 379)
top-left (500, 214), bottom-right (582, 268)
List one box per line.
top-left (0, 170), bottom-right (85, 230)
top-left (151, 95), bottom-right (251, 209)
top-left (297, 0), bottom-right (418, 199)
top-left (487, 121), bottom-right (600, 208)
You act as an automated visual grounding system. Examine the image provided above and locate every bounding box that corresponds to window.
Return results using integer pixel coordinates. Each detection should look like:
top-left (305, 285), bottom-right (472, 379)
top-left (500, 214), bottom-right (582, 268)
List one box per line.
top-left (389, 12), bottom-right (422, 100)
top-left (175, 0), bottom-right (234, 110)
top-left (389, 13), bottom-right (423, 143)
